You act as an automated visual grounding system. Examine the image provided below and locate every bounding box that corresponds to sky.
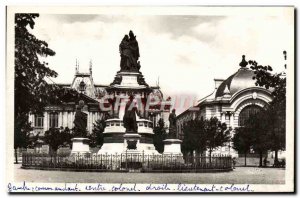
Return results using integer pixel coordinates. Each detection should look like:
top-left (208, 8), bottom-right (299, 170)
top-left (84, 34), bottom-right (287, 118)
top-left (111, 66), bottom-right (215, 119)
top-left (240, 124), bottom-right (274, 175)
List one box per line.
top-left (29, 8), bottom-right (293, 113)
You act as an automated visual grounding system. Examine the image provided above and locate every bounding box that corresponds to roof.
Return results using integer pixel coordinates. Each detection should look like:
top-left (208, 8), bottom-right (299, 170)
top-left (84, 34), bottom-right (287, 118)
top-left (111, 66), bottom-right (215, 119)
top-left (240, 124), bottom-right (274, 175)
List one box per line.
top-left (215, 67), bottom-right (258, 98)
top-left (177, 106), bottom-right (199, 119)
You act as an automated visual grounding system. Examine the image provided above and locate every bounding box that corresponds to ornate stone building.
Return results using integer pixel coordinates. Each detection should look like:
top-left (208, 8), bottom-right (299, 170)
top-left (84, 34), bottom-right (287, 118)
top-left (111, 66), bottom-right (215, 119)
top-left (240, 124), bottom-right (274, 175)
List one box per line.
top-left (177, 56), bottom-right (274, 156)
top-left (29, 61), bottom-right (170, 139)
top-left (28, 62), bottom-right (102, 138)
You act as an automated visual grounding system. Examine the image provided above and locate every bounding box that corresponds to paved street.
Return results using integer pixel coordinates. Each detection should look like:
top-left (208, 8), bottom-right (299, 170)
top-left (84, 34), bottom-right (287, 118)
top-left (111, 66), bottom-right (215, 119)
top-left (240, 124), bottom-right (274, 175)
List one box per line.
top-left (13, 164), bottom-right (285, 184)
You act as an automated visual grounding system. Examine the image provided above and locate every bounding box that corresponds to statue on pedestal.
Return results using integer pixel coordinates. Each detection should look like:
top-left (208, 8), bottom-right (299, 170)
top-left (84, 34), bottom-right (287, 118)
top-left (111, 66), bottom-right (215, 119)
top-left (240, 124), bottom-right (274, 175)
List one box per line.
top-left (123, 95), bottom-right (138, 133)
top-left (168, 109), bottom-right (177, 139)
top-left (119, 30), bottom-right (140, 72)
top-left (73, 100), bottom-right (88, 137)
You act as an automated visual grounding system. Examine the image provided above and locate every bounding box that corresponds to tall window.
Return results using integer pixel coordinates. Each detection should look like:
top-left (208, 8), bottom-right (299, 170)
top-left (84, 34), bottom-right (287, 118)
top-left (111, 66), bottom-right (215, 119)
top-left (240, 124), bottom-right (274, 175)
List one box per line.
top-left (49, 112), bottom-right (58, 128)
top-left (238, 105), bottom-right (262, 126)
top-left (34, 115), bottom-right (44, 128)
top-left (149, 115), bottom-right (156, 127)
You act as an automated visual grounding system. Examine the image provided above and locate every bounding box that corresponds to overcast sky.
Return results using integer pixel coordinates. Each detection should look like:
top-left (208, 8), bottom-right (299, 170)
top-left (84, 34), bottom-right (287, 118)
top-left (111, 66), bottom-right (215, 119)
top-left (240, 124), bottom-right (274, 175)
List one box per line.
top-left (29, 8), bottom-right (293, 113)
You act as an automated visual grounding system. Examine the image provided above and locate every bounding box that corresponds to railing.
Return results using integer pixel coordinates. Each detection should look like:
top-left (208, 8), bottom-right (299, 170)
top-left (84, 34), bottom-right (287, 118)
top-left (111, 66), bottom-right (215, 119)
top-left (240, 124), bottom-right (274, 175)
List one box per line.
top-left (22, 152), bottom-right (232, 172)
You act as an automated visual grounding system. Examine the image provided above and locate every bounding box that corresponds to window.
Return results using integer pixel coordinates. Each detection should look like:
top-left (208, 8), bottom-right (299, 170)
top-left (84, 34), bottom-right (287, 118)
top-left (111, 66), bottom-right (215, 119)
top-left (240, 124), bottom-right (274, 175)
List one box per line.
top-left (238, 105), bottom-right (262, 126)
top-left (49, 112), bottom-right (58, 128)
top-left (149, 115), bottom-right (156, 127)
top-left (34, 115), bottom-right (44, 128)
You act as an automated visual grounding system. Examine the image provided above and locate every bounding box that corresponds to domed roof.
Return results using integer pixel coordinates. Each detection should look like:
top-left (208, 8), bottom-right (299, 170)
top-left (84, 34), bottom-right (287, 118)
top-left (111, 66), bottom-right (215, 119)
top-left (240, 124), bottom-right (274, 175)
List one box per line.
top-left (215, 56), bottom-right (259, 98)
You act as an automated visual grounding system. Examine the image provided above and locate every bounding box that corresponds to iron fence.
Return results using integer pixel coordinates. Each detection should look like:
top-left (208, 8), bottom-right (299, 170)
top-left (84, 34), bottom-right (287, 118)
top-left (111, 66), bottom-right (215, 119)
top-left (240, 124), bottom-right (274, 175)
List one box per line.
top-left (22, 152), bottom-right (232, 172)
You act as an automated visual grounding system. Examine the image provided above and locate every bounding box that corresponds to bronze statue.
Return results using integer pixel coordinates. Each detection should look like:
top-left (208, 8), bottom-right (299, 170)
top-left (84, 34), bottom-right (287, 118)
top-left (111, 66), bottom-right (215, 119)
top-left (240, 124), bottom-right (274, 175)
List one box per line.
top-left (119, 30), bottom-right (140, 71)
top-left (73, 100), bottom-right (88, 137)
top-left (123, 95), bottom-right (138, 133)
top-left (168, 109), bottom-right (177, 139)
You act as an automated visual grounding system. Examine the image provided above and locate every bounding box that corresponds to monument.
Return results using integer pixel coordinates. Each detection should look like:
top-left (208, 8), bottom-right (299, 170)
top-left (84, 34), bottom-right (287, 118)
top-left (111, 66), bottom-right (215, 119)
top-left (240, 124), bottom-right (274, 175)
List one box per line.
top-left (163, 109), bottom-right (183, 155)
top-left (97, 31), bottom-right (163, 155)
top-left (71, 100), bottom-right (91, 155)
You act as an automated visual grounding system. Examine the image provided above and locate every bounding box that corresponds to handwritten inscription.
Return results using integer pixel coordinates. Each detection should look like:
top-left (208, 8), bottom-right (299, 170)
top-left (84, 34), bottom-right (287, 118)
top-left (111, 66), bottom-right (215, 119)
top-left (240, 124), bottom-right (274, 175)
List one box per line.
top-left (177, 183), bottom-right (252, 192)
top-left (112, 184), bottom-right (138, 192)
top-left (8, 182), bottom-right (80, 192)
top-left (8, 182), bottom-right (254, 193)
top-left (146, 184), bottom-right (170, 191)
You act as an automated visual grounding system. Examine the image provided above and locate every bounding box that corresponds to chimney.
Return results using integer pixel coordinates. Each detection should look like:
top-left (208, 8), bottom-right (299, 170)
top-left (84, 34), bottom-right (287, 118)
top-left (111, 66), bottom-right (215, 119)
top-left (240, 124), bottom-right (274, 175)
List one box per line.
top-left (214, 78), bottom-right (224, 89)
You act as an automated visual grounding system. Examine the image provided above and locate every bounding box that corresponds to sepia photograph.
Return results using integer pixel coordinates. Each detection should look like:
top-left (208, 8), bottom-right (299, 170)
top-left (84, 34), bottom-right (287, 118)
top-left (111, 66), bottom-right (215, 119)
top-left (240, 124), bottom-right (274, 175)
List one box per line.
top-left (5, 6), bottom-right (294, 193)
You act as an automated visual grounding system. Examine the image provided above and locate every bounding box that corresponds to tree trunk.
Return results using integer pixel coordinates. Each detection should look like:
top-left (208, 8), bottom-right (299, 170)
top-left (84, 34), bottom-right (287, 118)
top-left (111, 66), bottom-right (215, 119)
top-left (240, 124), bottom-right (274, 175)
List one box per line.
top-left (244, 152), bottom-right (247, 167)
top-left (275, 149), bottom-right (278, 164)
top-left (53, 151), bottom-right (57, 167)
top-left (50, 147), bottom-right (58, 167)
top-left (259, 151), bottom-right (263, 167)
top-left (209, 149), bottom-right (212, 164)
top-left (14, 148), bottom-right (18, 164)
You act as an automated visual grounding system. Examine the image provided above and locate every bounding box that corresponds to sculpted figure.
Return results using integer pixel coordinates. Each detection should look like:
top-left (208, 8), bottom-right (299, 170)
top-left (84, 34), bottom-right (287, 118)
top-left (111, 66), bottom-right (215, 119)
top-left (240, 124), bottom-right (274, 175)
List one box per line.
top-left (119, 30), bottom-right (140, 71)
top-left (123, 95), bottom-right (138, 133)
top-left (168, 109), bottom-right (177, 139)
top-left (73, 100), bottom-right (88, 137)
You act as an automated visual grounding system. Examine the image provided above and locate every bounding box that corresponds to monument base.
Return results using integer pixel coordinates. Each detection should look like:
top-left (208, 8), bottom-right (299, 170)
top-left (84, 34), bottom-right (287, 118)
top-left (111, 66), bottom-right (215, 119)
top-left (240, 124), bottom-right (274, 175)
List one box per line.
top-left (123, 133), bottom-right (141, 151)
top-left (70, 138), bottom-right (91, 155)
top-left (97, 133), bottom-right (160, 155)
top-left (163, 139), bottom-right (183, 155)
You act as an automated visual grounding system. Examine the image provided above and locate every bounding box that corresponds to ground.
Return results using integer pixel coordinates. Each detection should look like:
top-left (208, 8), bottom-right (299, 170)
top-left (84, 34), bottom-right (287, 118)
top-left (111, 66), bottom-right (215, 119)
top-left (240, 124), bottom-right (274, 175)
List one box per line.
top-left (13, 164), bottom-right (285, 184)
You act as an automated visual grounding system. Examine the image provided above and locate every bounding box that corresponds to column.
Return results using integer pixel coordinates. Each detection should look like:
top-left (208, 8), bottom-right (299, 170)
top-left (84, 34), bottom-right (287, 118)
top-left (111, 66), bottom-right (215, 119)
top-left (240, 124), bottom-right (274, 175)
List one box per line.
top-left (28, 114), bottom-right (32, 125)
top-left (221, 112), bottom-right (226, 123)
top-left (230, 112), bottom-right (235, 128)
top-left (66, 112), bottom-right (69, 128)
top-left (58, 112), bottom-right (62, 128)
top-left (92, 112), bottom-right (95, 125)
top-left (70, 112), bottom-right (74, 128)
top-left (88, 112), bottom-right (91, 132)
top-left (44, 112), bottom-right (48, 131)
top-left (93, 112), bottom-right (95, 124)
top-left (63, 112), bottom-right (67, 128)
top-left (94, 112), bottom-right (97, 122)
top-left (62, 112), bottom-right (65, 128)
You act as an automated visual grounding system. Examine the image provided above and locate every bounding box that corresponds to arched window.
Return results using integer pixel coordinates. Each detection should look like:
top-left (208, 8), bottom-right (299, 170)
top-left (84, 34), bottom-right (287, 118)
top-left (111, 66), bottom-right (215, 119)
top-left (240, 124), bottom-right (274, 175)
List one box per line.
top-left (238, 105), bottom-right (262, 126)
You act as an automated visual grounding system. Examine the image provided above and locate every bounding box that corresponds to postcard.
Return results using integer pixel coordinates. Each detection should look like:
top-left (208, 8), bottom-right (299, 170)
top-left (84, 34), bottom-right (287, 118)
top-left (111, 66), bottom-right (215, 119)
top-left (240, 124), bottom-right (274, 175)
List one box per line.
top-left (6, 6), bottom-right (294, 193)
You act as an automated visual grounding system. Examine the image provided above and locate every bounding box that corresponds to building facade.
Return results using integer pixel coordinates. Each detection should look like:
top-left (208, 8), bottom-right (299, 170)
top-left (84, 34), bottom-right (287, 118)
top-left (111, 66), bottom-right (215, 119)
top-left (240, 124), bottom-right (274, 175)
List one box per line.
top-left (177, 56), bottom-right (274, 156)
top-left (28, 61), bottom-right (170, 140)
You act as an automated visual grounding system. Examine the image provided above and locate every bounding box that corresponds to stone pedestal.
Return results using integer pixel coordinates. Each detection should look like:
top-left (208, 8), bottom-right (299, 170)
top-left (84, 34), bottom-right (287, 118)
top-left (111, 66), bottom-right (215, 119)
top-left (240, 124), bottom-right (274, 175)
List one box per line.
top-left (123, 133), bottom-right (141, 153)
top-left (110, 71), bottom-right (148, 89)
top-left (97, 119), bottom-right (160, 155)
top-left (163, 139), bottom-right (183, 155)
top-left (71, 138), bottom-right (91, 155)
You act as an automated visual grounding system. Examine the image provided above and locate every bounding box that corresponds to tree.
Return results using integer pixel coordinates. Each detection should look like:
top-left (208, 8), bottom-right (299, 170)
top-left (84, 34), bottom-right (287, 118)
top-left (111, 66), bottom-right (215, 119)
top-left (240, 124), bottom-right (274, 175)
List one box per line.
top-left (182, 118), bottom-right (207, 157)
top-left (88, 119), bottom-right (106, 148)
top-left (14, 115), bottom-right (32, 164)
top-left (153, 118), bottom-right (167, 153)
top-left (181, 121), bottom-right (194, 157)
top-left (44, 127), bottom-right (72, 155)
top-left (233, 110), bottom-right (272, 167)
top-left (249, 113), bottom-right (270, 167)
top-left (265, 104), bottom-right (286, 163)
top-left (27, 131), bottom-right (41, 149)
top-left (204, 117), bottom-right (230, 163)
top-left (14, 14), bottom-right (80, 163)
top-left (232, 127), bottom-right (254, 166)
top-left (14, 14), bottom-right (57, 162)
top-left (249, 59), bottom-right (286, 163)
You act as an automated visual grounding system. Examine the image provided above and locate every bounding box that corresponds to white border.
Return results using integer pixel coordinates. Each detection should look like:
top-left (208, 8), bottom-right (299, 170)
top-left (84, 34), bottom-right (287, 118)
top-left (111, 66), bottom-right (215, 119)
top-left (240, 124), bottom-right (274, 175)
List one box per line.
top-left (1, 1), bottom-right (297, 195)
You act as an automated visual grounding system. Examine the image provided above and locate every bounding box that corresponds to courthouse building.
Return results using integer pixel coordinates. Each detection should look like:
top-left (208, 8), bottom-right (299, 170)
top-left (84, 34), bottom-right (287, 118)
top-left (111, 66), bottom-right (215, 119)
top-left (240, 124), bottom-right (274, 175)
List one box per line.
top-left (176, 55), bottom-right (274, 156)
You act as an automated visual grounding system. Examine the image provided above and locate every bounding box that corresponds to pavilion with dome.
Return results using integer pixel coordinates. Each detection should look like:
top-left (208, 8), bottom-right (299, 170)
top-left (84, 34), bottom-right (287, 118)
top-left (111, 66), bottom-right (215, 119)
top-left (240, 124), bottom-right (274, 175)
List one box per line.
top-left (176, 55), bottom-right (274, 158)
